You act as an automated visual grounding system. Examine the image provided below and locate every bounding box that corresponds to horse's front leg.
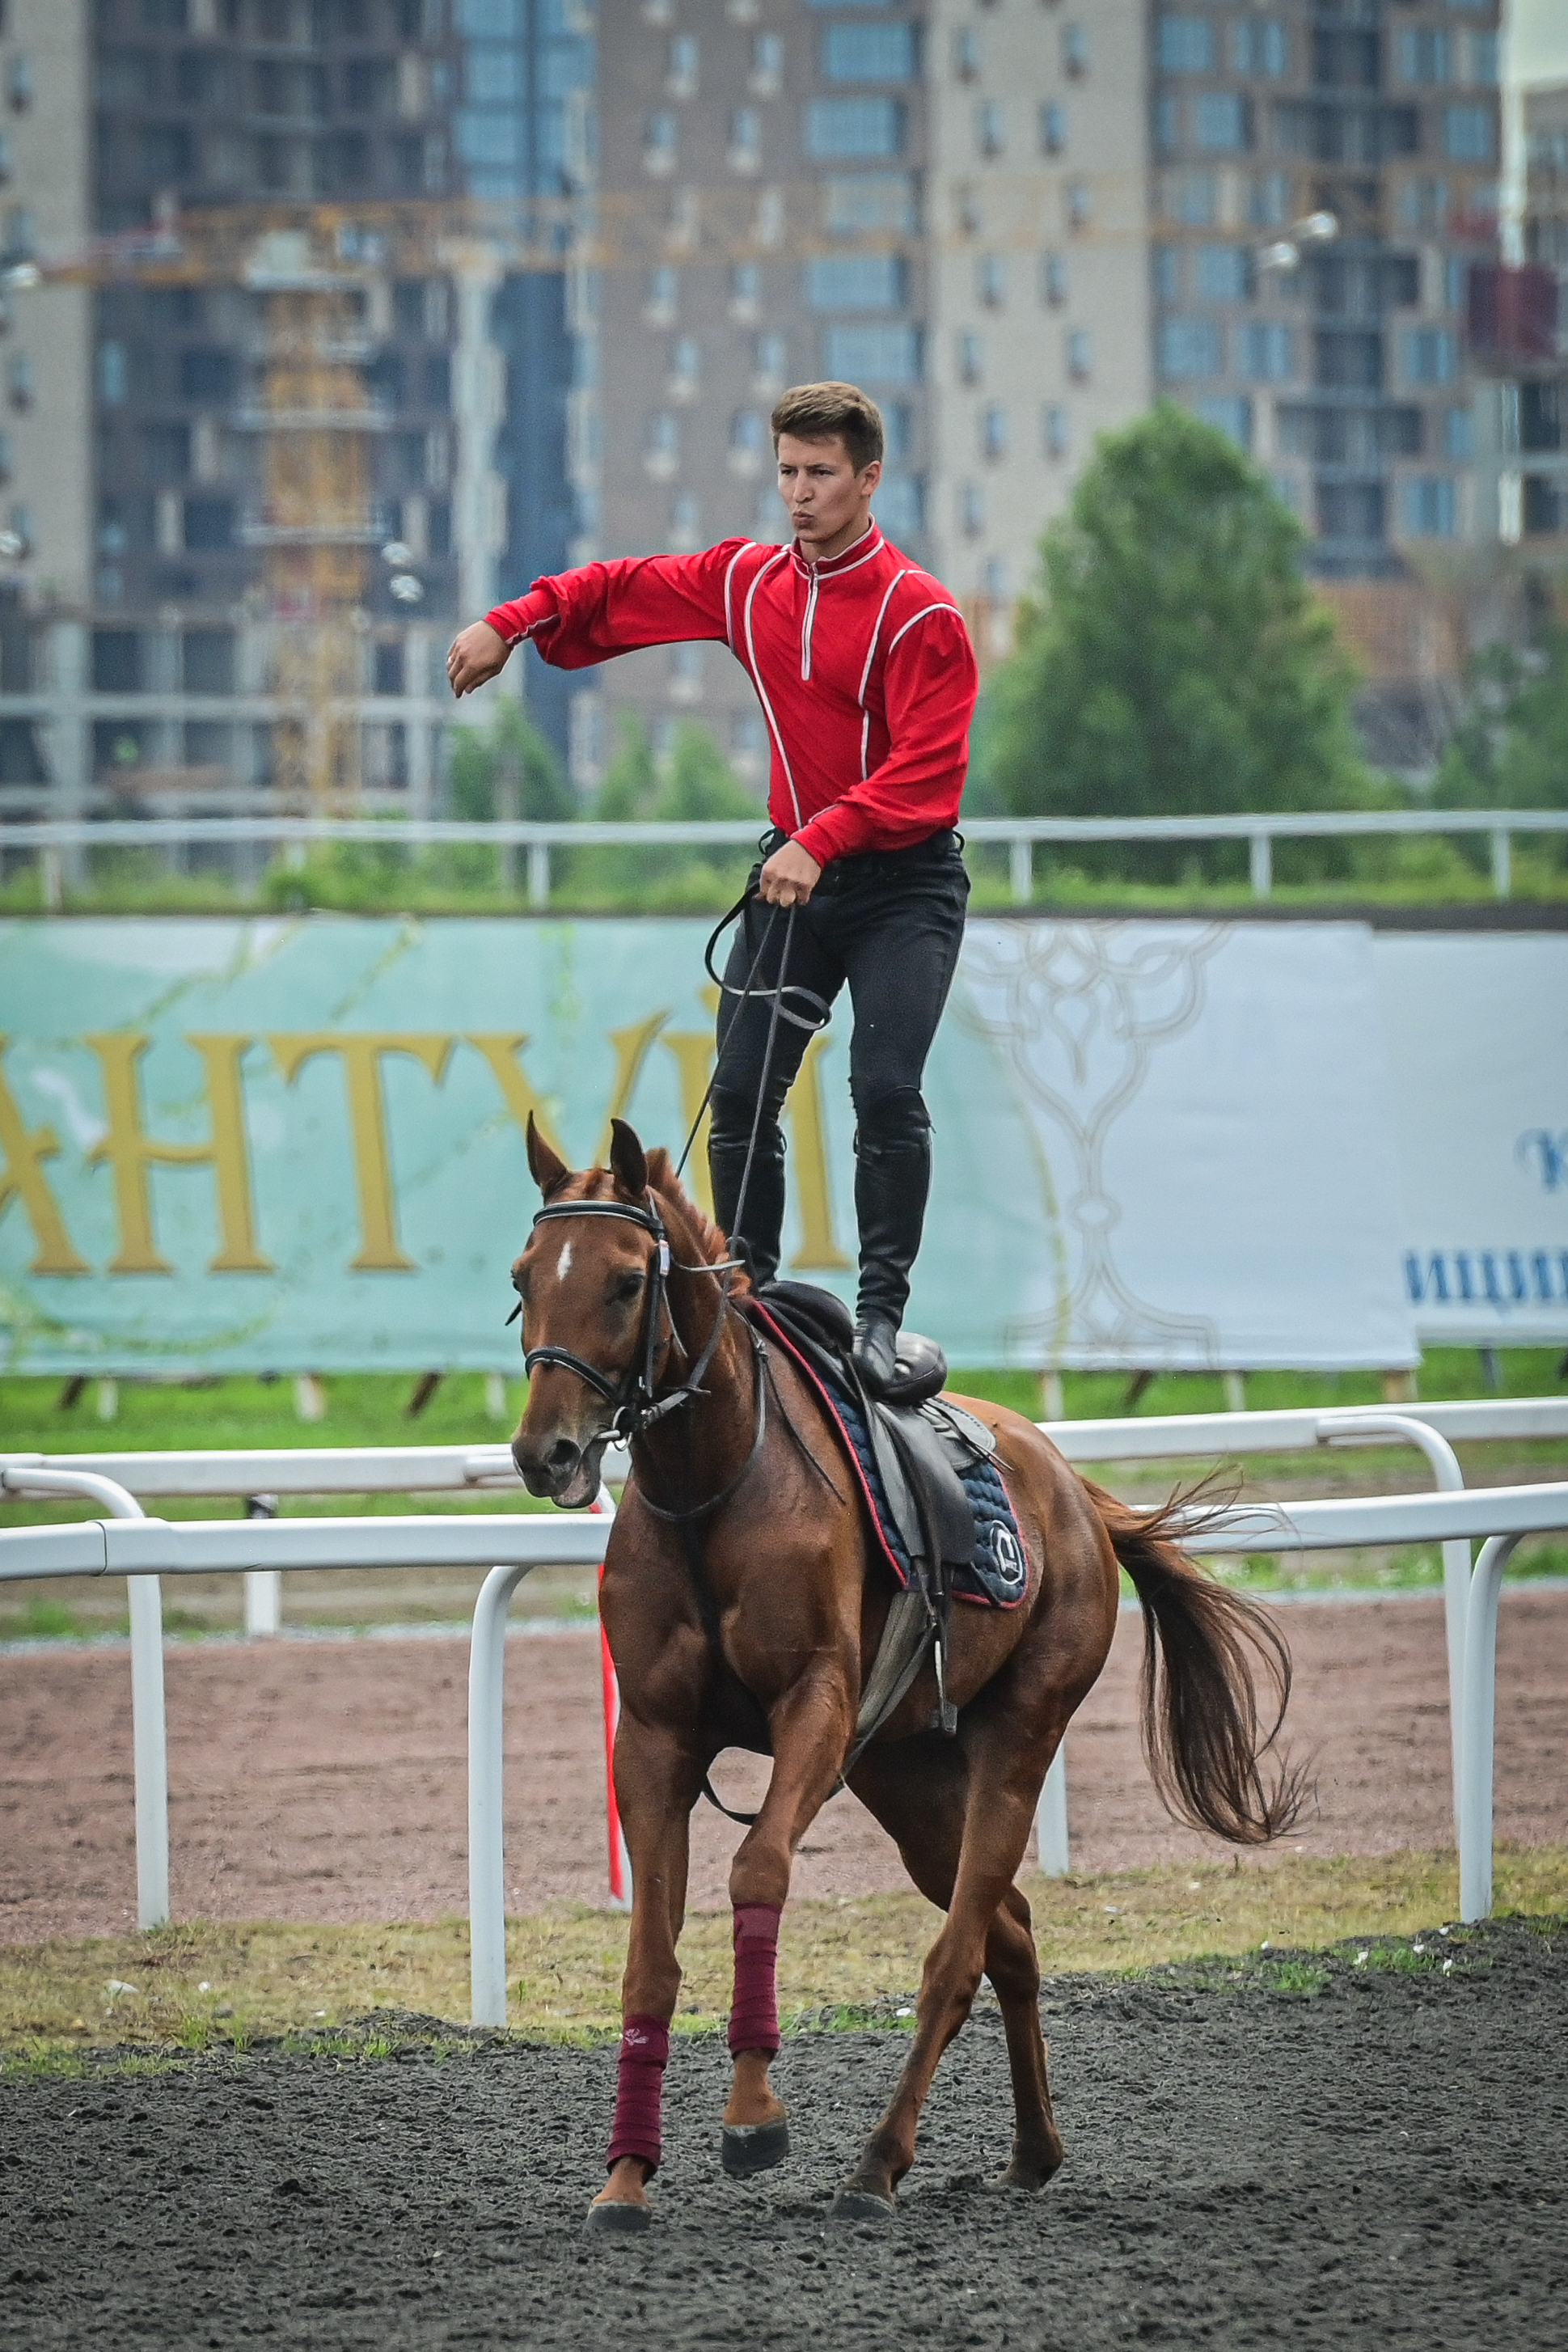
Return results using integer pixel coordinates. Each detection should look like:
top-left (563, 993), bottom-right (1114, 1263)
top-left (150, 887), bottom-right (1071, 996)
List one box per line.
top-left (720, 1670), bottom-right (855, 2178)
top-left (588, 1712), bottom-right (703, 2235)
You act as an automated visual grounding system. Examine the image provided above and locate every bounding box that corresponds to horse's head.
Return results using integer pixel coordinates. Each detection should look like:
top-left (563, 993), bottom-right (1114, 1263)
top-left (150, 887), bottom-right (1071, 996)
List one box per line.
top-left (509, 1114), bottom-right (673, 1505)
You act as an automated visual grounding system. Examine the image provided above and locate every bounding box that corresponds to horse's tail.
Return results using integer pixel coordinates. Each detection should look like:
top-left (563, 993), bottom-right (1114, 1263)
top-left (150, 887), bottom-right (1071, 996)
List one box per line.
top-left (1083, 1476), bottom-right (1308, 1845)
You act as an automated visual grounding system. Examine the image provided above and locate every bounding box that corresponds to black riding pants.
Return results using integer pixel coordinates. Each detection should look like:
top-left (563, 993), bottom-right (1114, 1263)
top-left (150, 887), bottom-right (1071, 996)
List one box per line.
top-left (708, 828), bottom-right (969, 1324)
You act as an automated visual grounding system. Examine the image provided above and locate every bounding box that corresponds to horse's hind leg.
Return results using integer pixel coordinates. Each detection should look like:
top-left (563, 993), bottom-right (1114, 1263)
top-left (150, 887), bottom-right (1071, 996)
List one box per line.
top-left (837, 1726), bottom-right (1051, 2217)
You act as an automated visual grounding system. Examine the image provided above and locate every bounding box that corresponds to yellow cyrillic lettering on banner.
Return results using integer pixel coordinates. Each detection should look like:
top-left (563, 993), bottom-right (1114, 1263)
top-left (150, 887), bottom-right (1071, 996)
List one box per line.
top-left (785, 1033), bottom-right (852, 1270)
top-left (0, 1042), bottom-right (90, 1275)
top-left (184, 1036), bottom-right (273, 1272)
top-left (658, 1031), bottom-right (716, 1216)
top-left (86, 1032), bottom-right (272, 1275)
top-left (463, 1035), bottom-right (564, 1163)
top-left (594, 1012), bottom-right (670, 1165)
top-left (268, 1034), bottom-right (454, 1272)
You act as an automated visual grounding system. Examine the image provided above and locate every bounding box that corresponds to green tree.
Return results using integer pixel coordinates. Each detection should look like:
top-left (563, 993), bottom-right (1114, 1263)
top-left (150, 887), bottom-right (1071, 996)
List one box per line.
top-left (653, 721), bottom-right (761, 822)
top-left (593, 713), bottom-right (659, 819)
top-left (447, 696), bottom-right (575, 823)
top-left (1436, 608), bottom-right (1568, 814)
top-left (984, 404), bottom-right (1370, 821)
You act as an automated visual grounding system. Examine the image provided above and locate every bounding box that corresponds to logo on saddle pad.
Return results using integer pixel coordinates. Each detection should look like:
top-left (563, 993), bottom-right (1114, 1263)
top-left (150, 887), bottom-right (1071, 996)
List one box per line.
top-left (989, 1526), bottom-right (1026, 1599)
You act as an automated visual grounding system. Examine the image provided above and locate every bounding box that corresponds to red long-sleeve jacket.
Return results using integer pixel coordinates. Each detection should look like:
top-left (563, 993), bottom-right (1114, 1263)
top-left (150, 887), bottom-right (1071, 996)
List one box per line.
top-left (483, 525), bottom-right (977, 867)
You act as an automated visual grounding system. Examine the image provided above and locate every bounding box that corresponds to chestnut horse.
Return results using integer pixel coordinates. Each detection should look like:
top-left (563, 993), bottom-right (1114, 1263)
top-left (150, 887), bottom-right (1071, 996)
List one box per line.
top-left (510, 1118), bottom-right (1300, 2233)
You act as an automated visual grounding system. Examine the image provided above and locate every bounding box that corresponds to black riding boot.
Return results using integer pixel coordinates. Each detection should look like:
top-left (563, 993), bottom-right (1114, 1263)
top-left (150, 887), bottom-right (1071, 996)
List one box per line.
top-left (708, 1085), bottom-right (788, 1290)
top-left (851, 1088), bottom-right (932, 1393)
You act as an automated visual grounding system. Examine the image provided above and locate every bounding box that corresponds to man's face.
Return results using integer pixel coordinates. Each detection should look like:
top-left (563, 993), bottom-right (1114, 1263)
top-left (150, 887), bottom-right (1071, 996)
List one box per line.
top-left (776, 433), bottom-right (881, 552)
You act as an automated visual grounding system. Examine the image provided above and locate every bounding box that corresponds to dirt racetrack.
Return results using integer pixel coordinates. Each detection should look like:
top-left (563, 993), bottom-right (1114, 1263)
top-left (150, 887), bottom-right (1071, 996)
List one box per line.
top-left (2, 1917), bottom-right (1563, 2352)
top-left (4, 1589), bottom-right (1567, 1941)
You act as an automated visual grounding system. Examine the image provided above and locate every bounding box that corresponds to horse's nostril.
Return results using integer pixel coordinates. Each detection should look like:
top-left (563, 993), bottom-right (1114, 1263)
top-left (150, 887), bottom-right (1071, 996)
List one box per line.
top-left (547, 1437), bottom-right (582, 1477)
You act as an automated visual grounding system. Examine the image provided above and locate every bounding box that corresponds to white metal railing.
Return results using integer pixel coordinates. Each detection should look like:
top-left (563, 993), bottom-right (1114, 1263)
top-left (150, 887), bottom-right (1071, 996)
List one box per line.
top-left (4, 807), bottom-right (1563, 909)
top-left (4, 1461), bottom-right (1566, 2019)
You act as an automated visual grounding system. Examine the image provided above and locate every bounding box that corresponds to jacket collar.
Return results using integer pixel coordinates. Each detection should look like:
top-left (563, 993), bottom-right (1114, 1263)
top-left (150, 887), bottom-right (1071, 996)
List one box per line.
top-left (790, 522), bottom-right (884, 579)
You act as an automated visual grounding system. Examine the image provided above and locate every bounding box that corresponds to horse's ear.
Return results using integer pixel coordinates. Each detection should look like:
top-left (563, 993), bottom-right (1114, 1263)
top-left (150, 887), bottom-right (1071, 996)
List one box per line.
top-left (526, 1112), bottom-right (569, 1199)
top-left (608, 1117), bottom-right (648, 1198)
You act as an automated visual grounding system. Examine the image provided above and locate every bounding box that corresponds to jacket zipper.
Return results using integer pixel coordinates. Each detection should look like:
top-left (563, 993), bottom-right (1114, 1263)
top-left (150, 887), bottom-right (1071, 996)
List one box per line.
top-left (800, 568), bottom-right (820, 681)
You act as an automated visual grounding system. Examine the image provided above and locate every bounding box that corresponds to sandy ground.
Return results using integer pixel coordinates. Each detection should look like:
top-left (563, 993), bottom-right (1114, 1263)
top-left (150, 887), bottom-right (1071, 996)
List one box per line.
top-left (1, 1920), bottom-right (1563, 2352)
top-left (2, 1589), bottom-right (1565, 1943)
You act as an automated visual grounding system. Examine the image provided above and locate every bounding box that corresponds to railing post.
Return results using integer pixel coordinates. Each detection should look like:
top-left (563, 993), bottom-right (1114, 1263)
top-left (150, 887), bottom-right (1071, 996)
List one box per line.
top-left (1459, 1532), bottom-right (1521, 1924)
top-left (1008, 836), bottom-right (1033, 907)
top-left (1490, 828), bottom-right (1511, 899)
top-left (1249, 831), bottom-right (1273, 899)
top-left (467, 1559), bottom-right (533, 2028)
top-left (127, 1573), bottom-right (171, 1929)
top-left (1036, 1745), bottom-right (1069, 1875)
top-left (40, 847), bottom-right (63, 914)
top-left (527, 841), bottom-right (551, 911)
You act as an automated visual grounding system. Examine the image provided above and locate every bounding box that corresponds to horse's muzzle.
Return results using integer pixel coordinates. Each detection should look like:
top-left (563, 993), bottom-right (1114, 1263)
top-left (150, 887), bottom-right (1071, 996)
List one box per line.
top-left (512, 1428), bottom-right (604, 1508)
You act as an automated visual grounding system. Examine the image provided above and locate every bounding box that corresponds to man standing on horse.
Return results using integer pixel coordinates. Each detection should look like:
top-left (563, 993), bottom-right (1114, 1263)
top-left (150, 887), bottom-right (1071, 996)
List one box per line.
top-left (447, 380), bottom-right (978, 1393)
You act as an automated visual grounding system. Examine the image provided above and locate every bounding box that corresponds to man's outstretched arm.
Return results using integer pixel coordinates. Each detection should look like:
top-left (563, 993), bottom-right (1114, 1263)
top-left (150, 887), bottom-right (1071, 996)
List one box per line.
top-left (446, 546), bottom-right (747, 698)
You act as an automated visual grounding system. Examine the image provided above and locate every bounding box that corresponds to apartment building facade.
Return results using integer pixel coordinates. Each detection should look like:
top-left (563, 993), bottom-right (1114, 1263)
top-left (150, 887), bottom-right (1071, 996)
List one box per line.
top-left (0, 0), bottom-right (590, 820)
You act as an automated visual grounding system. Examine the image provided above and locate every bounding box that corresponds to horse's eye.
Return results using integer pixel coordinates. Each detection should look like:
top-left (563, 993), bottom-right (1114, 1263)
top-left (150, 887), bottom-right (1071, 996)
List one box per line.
top-left (611, 1271), bottom-right (644, 1307)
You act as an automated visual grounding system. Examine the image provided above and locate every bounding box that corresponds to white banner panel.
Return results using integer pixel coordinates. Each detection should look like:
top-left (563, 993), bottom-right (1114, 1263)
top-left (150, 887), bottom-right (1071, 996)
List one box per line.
top-left (1373, 933), bottom-right (1568, 1346)
top-left (953, 920), bottom-right (1416, 1370)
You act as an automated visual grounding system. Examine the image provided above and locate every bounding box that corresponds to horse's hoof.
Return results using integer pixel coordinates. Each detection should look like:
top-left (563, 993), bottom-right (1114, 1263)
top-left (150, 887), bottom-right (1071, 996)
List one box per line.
top-left (986, 2167), bottom-right (1046, 2196)
top-left (721, 2117), bottom-right (790, 2178)
top-left (828, 2187), bottom-right (897, 2227)
top-left (582, 2198), bottom-right (653, 2238)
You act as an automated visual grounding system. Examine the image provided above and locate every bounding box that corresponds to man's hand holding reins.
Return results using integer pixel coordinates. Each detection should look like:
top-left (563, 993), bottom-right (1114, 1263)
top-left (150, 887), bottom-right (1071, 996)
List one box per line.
top-left (446, 620), bottom-right (511, 697)
top-left (758, 840), bottom-right (822, 907)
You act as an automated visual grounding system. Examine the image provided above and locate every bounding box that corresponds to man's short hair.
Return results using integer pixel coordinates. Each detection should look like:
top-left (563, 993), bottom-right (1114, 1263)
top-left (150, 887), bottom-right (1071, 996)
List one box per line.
top-left (770, 382), bottom-right (884, 473)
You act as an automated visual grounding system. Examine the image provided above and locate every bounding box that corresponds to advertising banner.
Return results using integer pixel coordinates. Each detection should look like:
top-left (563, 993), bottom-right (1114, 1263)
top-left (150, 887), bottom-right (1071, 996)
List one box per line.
top-left (1374, 933), bottom-right (1568, 1347)
top-left (0, 913), bottom-right (1425, 1374)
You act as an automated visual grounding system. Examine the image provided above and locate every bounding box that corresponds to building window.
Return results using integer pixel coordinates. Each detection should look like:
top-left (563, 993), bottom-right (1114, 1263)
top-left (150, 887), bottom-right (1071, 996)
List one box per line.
top-left (1159, 319), bottom-right (1222, 378)
top-left (1401, 476), bottom-right (1456, 537)
top-left (730, 261), bottom-right (762, 321)
top-left (1192, 93), bottom-right (1249, 153)
top-left (1166, 171), bottom-right (1217, 225)
top-left (977, 101), bottom-right (1004, 158)
top-left (6, 349), bottom-right (32, 410)
top-left (1193, 395), bottom-right (1253, 449)
top-left (961, 481), bottom-right (985, 535)
top-left (1152, 246), bottom-right (1180, 301)
top-left (957, 330), bottom-right (983, 384)
top-left (644, 265), bottom-right (678, 324)
top-left (822, 323), bottom-right (922, 382)
top-left (1155, 95), bottom-right (1179, 159)
top-left (1230, 19), bottom-right (1286, 76)
top-left (825, 173), bottom-right (916, 235)
top-left (804, 98), bottom-right (902, 159)
top-left (97, 342), bottom-right (127, 404)
top-left (183, 497), bottom-right (235, 551)
top-left (729, 108), bottom-right (762, 170)
top-left (1401, 180), bottom-right (1450, 235)
top-left (1066, 328), bottom-right (1092, 381)
top-left (1061, 22), bottom-right (1087, 77)
top-left (1468, 32), bottom-right (1499, 87)
top-left (1042, 251), bottom-right (1069, 307)
top-left (644, 112), bottom-right (677, 174)
top-left (1158, 15), bottom-right (1213, 72)
top-left (751, 33), bottom-right (783, 95)
top-left (953, 27), bottom-right (980, 81)
top-left (731, 409), bottom-right (767, 464)
top-left (982, 403), bottom-right (1008, 459)
top-left (1240, 320), bottom-right (1293, 379)
top-left (645, 410), bottom-right (679, 478)
top-left (754, 329), bottom-right (787, 389)
top-left (822, 23), bottom-right (915, 81)
top-left (1195, 244), bottom-right (1250, 302)
top-left (882, 403), bottom-right (912, 460)
top-left (1443, 104), bottom-right (1493, 163)
top-left (1065, 178), bottom-right (1093, 229)
top-left (1444, 256), bottom-right (1468, 311)
top-left (668, 334), bottom-right (699, 396)
top-left (1042, 404), bottom-right (1069, 459)
top-left (1395, 29), bottom-right (1450, 86)
top-left (1443, 406), bottom-right (1473, 462)
top-left (1039, 100), bottom-right (1066, 156)
top-left (1401, 327), bottom-right (1456, 384)
top-left (666, 35), bottom-right (698, 99)
top-left (978, 254), bottom-right (1007, 308)
top-left (1248, 174), bottom-right (1290, 226)
top-left (804, 253), bottom-right (904, 310)
top-left (670, 643), bottom-right (703, 702)
top-left (876, 474), bottom-right (924, 539)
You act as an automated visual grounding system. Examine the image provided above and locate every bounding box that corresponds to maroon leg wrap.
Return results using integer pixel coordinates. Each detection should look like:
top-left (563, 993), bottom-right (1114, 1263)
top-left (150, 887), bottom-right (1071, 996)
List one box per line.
top-left (729, 1901), bottom-right (783, 2057)
top-left (606, 2014), bottom-right (670, 2175)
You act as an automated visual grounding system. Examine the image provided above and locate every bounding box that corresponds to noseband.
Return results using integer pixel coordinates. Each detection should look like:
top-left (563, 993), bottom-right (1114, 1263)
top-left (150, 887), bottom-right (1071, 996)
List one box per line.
top-left (512, 1193), bottom-right (738, 1442)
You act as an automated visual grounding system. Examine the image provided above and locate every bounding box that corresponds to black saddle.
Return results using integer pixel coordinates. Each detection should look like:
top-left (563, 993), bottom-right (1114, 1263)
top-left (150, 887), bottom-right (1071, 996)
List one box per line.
top-left (754, 1280), bottom-right (995, 1584)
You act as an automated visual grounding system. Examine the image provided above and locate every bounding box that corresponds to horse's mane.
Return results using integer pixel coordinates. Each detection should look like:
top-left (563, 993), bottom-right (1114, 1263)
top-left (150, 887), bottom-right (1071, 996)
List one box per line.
top-left (644, 1149), bottom-right (750, 1288)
